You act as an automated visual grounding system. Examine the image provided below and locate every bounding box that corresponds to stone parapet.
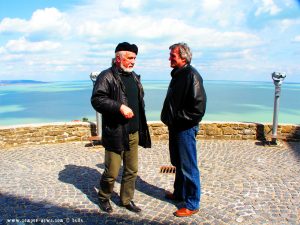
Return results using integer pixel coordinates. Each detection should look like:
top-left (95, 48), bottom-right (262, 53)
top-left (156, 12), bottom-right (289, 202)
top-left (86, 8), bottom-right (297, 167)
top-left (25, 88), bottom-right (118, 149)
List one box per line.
top-left (0, 121), bottom-right (299, 148)
top-left (148, 121), bottom-right (300, 142)
top-left (0, 122), bottom-right (94, 148)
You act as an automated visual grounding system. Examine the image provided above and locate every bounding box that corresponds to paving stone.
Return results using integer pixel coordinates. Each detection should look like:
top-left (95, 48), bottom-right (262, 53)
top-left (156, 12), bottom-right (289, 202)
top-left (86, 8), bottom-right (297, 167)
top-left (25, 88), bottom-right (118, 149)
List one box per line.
top-left (0, 140), bottom-right (299, 224)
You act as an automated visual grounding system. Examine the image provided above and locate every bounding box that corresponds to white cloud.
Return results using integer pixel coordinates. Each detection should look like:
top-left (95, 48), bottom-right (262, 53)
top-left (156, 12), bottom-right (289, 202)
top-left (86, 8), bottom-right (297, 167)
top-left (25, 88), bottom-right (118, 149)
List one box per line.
top-left (217, 49), bottom-right (255, 60)
top-left (0, 8), bottom-right (71, 38)
top-left (76, 15), bottom-right (262, 49)
top-left (29, 8), bottom-right (71, 36)
top-left (69, 0), bottom-right (121, 21)
top-left (0, 53), bottom-right (23, 62)
top-left (283, 0), bottom-right (294, 7)
top-left (77, 21), bottom-right (103, 37)
top-left (0, 18), bottom-right (28, 33)
top-left (0, 0), bottom-right (299, 82)
top-left (193, 0), bottom-right (249, 28)
top-left (255, 0), bottom-right (281, 16)
top-left (5, 37), bottom-right (61, 53)
top-left (120, 0), bottom-right (144, 10)
top-left (0, 47), bottom-right (5, 54)
top-left (279, 18), bottom-right (300, 31)
top-left (293, 35), bottom-right (300, 42)
top-left (174, 27), bottom-right (262, 48)
top-left (202, 0), bottom-right (222, 11)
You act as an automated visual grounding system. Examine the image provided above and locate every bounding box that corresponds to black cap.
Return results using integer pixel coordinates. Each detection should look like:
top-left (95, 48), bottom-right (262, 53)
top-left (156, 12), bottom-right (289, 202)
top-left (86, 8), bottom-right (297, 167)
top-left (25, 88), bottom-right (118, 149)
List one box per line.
top-left (115, 42), bottom-right (138, 55)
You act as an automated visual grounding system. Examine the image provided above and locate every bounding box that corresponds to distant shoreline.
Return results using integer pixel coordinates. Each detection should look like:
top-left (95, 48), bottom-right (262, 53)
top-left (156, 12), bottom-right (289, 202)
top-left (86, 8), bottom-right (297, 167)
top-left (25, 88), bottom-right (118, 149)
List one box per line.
top-left (0, 80), bottom-right (49, 86)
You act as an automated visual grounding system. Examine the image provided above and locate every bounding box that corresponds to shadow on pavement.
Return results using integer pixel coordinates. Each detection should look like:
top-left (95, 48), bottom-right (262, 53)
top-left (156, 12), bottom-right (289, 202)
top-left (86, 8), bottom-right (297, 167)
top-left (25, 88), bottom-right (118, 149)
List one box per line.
top-left (254, 123), bottom-right (300, 150)
top-left (286, 126), bottom-right (300, 160)
top-left (58, 165), bottom-right (100, 205)
top-left (0, 194), bottom-right (163, 225)
top-left (136, 176), bottom-right (167, 202)
top-left (58, 163), bottom-right (169, 211)
top-left (254, 125), bottom-right (300, 160)
top-left (95, 163), bottom-right (168, 202)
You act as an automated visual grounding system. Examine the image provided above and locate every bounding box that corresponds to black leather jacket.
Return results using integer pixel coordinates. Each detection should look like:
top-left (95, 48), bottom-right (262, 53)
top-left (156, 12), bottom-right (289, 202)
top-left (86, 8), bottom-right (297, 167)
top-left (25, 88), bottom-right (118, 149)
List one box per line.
top-left (161, 64), bottom-right (207, 131)
top-left (91, 65), bottom-right (151, 152)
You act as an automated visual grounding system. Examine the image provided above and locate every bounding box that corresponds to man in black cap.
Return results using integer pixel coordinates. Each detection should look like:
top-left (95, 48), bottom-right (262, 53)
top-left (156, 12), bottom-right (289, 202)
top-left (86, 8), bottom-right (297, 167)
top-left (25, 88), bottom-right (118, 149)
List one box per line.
top-left (91, 42), bottom-right (151, 213)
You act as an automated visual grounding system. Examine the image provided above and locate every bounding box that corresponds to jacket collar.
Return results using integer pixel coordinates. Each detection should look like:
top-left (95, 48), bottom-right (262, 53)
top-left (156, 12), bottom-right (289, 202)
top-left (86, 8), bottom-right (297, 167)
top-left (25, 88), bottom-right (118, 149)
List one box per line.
top-left (171, 64), bottom-right (189, 78)
top-left (111, 64), bottom-right (140, 93)
top-left (111, 64), bottom-right (126, 92)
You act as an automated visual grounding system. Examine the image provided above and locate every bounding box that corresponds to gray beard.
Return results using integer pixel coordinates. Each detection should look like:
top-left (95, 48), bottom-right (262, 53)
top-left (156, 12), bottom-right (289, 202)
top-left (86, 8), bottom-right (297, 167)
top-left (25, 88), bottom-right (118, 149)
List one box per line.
top-left (120, 63), bottom-right (134, 73)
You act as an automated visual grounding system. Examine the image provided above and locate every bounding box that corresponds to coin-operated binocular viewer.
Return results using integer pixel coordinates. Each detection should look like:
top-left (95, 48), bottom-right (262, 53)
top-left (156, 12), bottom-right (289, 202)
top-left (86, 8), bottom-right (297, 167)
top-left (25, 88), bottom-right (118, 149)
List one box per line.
top-left (270, 72), bottom-right (286, 144)
top-left (90, 72), bottom-right (102, 140)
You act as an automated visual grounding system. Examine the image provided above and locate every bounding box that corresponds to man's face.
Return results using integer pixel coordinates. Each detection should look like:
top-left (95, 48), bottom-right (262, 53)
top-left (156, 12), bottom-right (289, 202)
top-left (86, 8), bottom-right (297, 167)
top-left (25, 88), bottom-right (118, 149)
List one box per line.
top-left (169, 47), bottom-right (186, 69)
top-left (118, 51), bottom-right (136, 72)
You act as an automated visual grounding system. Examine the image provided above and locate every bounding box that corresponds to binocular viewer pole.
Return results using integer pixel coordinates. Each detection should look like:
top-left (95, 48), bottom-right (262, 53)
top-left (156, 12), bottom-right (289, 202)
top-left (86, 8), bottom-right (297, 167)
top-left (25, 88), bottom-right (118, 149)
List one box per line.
top-left (271, 72), bottom-right (286, 144)
top-left (90, 72), bottom-right (102, 139)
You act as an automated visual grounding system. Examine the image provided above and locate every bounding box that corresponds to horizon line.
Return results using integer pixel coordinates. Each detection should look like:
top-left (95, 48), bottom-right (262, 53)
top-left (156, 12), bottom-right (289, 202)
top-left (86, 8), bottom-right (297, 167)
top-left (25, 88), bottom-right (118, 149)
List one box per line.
top-left (1, 79), bottom-right (300, 84)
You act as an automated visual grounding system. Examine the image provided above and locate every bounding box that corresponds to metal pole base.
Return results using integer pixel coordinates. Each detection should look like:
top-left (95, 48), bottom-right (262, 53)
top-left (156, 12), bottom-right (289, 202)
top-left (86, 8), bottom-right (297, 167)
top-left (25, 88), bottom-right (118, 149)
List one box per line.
top-left (262, 137), bottom-right (285, 147)
top-left (270, 138), bottom-right (277, 145)
top-left (88, 136), bottom-right (102, 146)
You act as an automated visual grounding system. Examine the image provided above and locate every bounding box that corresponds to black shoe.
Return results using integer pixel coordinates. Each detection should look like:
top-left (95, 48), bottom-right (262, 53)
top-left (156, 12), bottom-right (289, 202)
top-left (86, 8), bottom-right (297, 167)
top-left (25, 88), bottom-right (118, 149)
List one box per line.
top-left (121, 201), bottom-right (141, 213)
top-left (165, 191), bottom-right (183, 202)
top-left (99, 199), bottom-right (113, 213)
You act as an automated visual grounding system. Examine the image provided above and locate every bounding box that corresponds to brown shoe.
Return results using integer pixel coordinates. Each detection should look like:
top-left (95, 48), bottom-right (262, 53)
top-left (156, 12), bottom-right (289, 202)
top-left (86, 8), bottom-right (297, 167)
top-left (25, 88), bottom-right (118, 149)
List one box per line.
top-left (174, 208), bottom-right (199, 217)
top-left (165, 191), bottom-right (183, 202)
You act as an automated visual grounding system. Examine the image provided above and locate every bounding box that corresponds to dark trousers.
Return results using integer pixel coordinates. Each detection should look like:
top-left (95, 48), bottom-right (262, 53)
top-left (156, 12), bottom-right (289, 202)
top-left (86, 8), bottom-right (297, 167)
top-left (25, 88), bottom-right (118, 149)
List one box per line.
top-left (169, 125), bottom-right (201, 210)
top-left (98, 132), bottom-right (139, 205)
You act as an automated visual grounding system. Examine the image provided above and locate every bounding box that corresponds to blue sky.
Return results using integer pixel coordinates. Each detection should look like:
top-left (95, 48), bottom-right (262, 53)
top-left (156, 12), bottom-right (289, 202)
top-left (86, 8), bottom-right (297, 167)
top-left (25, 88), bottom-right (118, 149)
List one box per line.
top-left (0, 0), bottom-right (300, 82)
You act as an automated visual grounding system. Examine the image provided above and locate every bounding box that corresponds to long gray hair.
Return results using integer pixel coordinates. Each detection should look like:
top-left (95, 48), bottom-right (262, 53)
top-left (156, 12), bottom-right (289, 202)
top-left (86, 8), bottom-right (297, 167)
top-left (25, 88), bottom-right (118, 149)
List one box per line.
top-left (169, 42), bottom-right (192, 64)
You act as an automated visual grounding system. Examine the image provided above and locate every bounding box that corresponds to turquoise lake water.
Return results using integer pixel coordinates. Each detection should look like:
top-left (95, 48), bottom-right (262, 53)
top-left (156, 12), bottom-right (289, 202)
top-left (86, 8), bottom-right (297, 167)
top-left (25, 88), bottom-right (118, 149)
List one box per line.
top-left (0, 80), bottom-right (299, 126)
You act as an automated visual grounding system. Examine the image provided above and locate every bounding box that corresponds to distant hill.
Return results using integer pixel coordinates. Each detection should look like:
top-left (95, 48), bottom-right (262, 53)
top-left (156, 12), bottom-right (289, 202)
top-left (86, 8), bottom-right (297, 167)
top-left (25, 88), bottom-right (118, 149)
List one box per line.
top-left (0, 80), bottom-right (48, 85)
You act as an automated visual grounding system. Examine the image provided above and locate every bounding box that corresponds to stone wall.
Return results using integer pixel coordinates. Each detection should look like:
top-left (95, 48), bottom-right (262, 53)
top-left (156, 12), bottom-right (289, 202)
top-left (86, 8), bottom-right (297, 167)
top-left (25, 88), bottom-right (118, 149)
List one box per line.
top-left (0, 122), bottom-right (95, 148)
top-left (148, 121), bottom-right (300, 142)
top-left (0, 121), bottom-right (299, 148)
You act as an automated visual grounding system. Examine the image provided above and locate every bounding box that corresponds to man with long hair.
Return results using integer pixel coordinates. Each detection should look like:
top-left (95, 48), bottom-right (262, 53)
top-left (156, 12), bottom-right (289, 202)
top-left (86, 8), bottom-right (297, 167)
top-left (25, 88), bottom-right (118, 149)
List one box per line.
top-left (161, 42), bottom-right (207, 217)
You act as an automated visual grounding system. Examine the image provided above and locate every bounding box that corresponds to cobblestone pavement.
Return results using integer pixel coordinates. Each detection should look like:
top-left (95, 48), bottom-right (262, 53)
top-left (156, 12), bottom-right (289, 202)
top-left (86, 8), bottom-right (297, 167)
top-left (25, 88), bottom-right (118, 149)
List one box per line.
top-left (0, 140), bottom-right (299, 225)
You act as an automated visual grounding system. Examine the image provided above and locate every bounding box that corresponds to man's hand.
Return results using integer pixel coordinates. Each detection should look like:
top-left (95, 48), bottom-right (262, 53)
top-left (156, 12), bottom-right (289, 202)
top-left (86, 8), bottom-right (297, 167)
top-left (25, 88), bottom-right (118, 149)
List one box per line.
top-left (120, 104), bottom-right (134, 119)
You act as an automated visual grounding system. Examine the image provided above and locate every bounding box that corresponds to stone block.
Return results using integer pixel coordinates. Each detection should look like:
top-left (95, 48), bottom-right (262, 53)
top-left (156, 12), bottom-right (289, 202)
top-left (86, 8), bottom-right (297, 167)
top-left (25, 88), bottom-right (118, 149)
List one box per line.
top-left (66, 137), bottom-right (81, 141)
top-left (150, 123), bottom-right (164, 128)
top-left (198, 130), bottom-right (205, 135)
top-left (160, 134), bottom-right (169, 140)
top-left (242, 135), bottom-right (255, 140)
top-left (30, 137), bottom-right (45, 142)
top-left (151, 136), bottom-right (160, 141)
top-left (223, 127), bottom-right (235, 135)
top-left (223, 135), bottom-right (232, 140)
top-left (243, 129), bottom-right (255, 135)
top-left (153, 128), bottom-right (166, 135)
top-left (281, 125), bottom-right (293, 134)
top-left (47, 131), bottom-right (64, 136)
top-left (206, 125), bottom-right (222, 135)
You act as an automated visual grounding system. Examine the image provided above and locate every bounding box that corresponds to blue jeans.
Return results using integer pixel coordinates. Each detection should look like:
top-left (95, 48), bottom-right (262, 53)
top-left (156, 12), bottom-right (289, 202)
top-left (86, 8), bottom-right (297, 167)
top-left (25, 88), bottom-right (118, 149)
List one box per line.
top-left (169, 125), bottom-right (200, 210)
